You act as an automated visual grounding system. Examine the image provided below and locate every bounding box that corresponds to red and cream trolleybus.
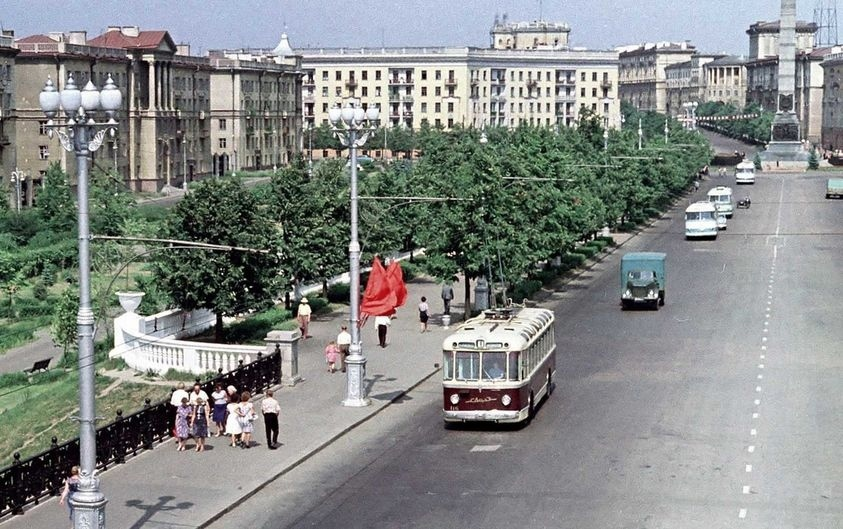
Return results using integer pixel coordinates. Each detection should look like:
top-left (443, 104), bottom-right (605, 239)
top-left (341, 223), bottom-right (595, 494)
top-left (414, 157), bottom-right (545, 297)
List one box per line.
top-left (442, 306), bottom-right (556, 424)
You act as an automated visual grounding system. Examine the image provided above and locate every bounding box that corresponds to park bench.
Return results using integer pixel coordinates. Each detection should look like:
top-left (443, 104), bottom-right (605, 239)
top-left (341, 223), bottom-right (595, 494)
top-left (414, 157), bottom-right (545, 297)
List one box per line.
top-left (23, 358), bottom-right (51, 374)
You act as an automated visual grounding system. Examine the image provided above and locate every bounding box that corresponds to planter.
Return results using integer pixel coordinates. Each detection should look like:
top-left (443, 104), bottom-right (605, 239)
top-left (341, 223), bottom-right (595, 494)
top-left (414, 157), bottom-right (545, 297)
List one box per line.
top-left (116, 291), bottom-right (145, 314)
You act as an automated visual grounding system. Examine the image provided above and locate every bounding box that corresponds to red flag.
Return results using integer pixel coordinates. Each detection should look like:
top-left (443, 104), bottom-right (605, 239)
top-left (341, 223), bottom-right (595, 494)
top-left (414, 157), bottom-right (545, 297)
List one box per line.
top-left (386, 260), bottom-right (408, 308)
top-left (361, 257), bottom-right (397, 317)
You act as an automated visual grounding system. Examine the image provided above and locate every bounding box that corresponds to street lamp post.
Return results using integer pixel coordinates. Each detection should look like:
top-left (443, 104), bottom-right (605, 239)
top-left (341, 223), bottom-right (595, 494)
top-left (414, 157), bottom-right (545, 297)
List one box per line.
top-left (664, 118), bottom-right (669, 143)
top-left (10, 167), bottom-right (25, 213)
top-left (272, 128), bottom-right (278, 175)
top-left (182, 136), bottom-right (188, 191)
top-left (39, 73), bottom-right (121, 529)
top-left (638, 118), bottom-right (643, 150)
top-left (308, 124), bottom-right (314, 177)
top-left (329, 102), bottom-right (379, 407)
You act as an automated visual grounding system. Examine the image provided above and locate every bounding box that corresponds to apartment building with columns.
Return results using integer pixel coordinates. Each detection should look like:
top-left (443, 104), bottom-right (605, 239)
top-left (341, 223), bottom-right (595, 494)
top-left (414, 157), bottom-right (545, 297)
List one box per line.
top-left (299, 20), bottom-right (619, 135)
top-left (206, 35), bottom-right (303, 177)
top-left (618, 41), bottom-right (697, 114)
top-left (0, 31), bottom-right (19, 203)
top-left (664, 53), bottom-right (722, 115)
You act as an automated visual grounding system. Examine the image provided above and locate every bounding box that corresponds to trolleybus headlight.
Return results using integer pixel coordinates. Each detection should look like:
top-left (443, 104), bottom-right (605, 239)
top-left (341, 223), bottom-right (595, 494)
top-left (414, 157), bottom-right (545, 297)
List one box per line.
top-left (624, 289), bottom-right (631, 297)
top-left (501, 395), bottom-right (512, 406)
top-left (449, 393), bottom-right (460, 405)
top-left (648, 289), bottom-right (655, 297)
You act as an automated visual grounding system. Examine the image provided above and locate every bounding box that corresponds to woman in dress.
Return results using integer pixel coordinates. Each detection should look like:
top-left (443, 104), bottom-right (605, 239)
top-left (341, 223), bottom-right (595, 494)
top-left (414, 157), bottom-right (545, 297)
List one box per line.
top-left (58, 465), bottom-right (80, 527)
top-left (237, 391), bottom-right (255, 449)
top-left (418, 296), bottom-right (430, 333)
top-left (191, 397), bottom-right (210, 452)
top-left (174, 397), bottom-right (192, 451)
top-left (210, 383), bottom-right (228, 436)
top-left (225, 391), bottom-right (243, 447)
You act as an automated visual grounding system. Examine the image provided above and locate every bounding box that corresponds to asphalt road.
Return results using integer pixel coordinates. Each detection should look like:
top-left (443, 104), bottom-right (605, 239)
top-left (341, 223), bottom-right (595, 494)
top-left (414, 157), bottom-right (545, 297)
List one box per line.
top-left (205, 172), bottom-right (843, 529)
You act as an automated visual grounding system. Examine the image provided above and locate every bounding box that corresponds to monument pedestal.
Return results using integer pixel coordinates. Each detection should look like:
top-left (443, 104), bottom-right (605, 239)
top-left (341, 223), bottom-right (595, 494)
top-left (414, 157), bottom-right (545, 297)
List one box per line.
top-left (761, 111), bottom-right (809, 163)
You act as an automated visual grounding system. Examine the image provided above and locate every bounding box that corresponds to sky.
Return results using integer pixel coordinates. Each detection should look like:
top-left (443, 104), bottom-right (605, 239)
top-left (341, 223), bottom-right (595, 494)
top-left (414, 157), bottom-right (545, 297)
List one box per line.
top-left (0, 0), bottom-right (832, 57)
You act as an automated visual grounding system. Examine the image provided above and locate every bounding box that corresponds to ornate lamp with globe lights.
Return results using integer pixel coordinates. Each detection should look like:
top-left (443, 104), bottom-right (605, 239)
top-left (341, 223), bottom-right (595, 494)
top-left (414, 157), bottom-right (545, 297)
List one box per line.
top-left (328, 102), bottom-right (379, 407)
top-left (39, 72), bottom-right (121, 529)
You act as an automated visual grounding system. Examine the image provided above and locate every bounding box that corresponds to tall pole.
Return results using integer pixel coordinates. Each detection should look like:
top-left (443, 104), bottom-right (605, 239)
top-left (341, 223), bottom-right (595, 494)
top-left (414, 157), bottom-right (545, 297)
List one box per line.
top-left (40, 72), bottom-right (121, 529)
top-left (308, 125), bottom-right (313, 177)
top-left (664, 118), bottom-right (669, 144)
top-left (329, 103), bottom-right (378, 407)
top-left (638, 118), bottom-right (643, 150)
top-left (11, 167), bottom-right (23, 213)
top-left (182, 138), bottom-right (187, 191)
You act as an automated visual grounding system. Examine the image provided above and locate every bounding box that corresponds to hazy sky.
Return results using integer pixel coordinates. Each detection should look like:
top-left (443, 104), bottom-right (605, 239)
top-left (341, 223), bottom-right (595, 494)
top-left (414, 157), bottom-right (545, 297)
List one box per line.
top-left (0, 0), bottom-right (830, 56)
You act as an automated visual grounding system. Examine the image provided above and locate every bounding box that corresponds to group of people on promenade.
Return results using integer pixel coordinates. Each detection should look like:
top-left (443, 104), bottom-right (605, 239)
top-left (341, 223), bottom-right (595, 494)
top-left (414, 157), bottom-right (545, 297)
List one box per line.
top-left (169, 381), bottom-right (281, 451)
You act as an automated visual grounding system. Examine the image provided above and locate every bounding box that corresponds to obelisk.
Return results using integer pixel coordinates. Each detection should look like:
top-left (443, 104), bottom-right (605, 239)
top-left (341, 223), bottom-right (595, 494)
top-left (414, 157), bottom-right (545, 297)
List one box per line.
top-left (763, 0), bottom-right (808, 161)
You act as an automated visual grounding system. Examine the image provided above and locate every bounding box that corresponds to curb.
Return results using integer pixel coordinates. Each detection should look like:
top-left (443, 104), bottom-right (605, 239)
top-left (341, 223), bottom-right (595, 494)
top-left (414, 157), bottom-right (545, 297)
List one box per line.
top-left (197, 366), bottom-right (442, 528)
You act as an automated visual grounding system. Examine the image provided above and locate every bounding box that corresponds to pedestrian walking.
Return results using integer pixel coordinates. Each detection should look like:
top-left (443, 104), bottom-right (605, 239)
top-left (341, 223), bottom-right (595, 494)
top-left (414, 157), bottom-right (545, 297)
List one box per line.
top-left (336, 325), bottom-right (351, 373)
top-left (225, 390), bottom-right (243, 447)
top-left (236, 391), bottom-right (256, 449)
top-left (261, 389), bottom-right (281, 449)
top-left (297, 297), bottom-right (312, 339)
top-left (174, 397), bottom-right (192, 451)
top-left (418, 296), bottom-right (430, 333)
top-left (191, 397), bottom-right (210, 452)
top-left (169, 381), bottom-right (189, 434)
top-left (375, 314), bottom-right (391, 347)
top-left (441, 281), bottom-right (454, 315)
top-left (58, 465), bottom-right (80, 528)
top-left (210, 383), bottom-right (228, 436)
top-left (324, 340), bottom-right (340, 373)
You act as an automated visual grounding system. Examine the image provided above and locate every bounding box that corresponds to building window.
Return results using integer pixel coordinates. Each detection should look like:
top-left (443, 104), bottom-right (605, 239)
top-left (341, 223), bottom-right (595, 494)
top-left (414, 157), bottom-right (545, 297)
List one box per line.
top-left (435, 86), bottom-right (441, 96)
top-left (322, 87), bottom-right (328, 96)
top-left (39, 145), bottom-right (50, 160)
top-left (581, 72), bottom-right (586, 81)
top-left (362, 87), bottom-right (368, 96)
top-left (447, 102), bottom-right (454, 112)
top-left (592, 88), bottom-right (597, 97)
top-left (376, 70), bottom-right (382, 81)
top-left (435, 70), bottom-right (442, 80)
top-left (581, 87), bottom-right (586, 97)
top-left (435, 102), bottom-right (441, 113)
top-left (219, 119), bottom-right (227, 131)
top-left (421, 102), bottom-right (428, 112)
top-left (39, 121), bottom-right (49, 135)
top-left (322, 71), bottom-right (328, 81)
top-left (375, 87), bottom-right (381, 97)
top-left (421, 86), bottom-right (427, 96)
top-left (362, 70), bottom-right (368, 80)
top-left (421, 70), bottom-right (428, 80)
top-left (592, 72), bottom-right (597, 81)
top-left (219, 138), bottom-right (227, 149)
top-left (335, 87), bottom-right (342, 96)
top-left (335, 71), bottom-right (342, 81)
top-left (322, 103), bottom-right (328, 112)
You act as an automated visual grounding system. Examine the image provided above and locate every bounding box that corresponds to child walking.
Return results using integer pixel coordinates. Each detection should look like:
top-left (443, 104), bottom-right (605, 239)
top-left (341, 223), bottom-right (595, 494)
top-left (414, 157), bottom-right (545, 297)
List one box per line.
top-left (325, 340), bottom-right (340, 373)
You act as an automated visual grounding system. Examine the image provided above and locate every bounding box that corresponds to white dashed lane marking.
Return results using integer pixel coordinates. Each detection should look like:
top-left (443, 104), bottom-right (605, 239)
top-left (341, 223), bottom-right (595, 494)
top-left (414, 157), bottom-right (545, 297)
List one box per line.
top-left (470, 444), bottom-right (501, 452)
top-left (742, 485), bottom-right (751, 494)
top-left (747, 445), bottom-right (755, 453)
top-left (739, 508), bottom-right (748, 519)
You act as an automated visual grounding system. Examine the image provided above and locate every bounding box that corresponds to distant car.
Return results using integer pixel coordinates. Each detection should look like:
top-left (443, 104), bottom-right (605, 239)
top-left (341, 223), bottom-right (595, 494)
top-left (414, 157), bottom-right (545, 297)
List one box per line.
top-left (345, 155), bottom-right (374, 169)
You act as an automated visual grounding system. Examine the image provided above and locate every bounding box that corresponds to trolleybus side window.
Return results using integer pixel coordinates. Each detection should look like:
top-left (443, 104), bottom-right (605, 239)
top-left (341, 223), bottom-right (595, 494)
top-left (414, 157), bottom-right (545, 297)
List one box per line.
top-left (455, 351), bottom-right (479, 380)
top-left (442, 351), bottom-right (453, 380)
top-left (508, 351), bottom-right (519, 381)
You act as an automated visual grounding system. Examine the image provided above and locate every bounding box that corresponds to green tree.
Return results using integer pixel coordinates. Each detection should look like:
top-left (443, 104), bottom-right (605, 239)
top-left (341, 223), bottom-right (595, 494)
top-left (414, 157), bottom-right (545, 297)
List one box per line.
top-left (36, 162), bottom-right (76, 233)
top-left (153, 178), bottom-right (281, 340)
top-left (90, 168), bottom-right (136, 236)
top-left (808, 148), bottom-right (820, 170)
top-left (51, 287), bottom-right (79, 364)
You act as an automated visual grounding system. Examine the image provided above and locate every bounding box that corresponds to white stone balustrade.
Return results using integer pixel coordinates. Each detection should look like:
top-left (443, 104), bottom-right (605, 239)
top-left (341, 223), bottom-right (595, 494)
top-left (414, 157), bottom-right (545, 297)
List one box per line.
top-left (110, 292), bottom-right (264, 375)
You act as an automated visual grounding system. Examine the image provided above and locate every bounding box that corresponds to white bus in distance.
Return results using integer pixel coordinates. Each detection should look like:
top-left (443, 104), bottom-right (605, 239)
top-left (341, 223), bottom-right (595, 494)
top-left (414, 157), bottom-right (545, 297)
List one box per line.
top-left (735, 160), bottom-right (756, 184)
top-left (685, 201), bottom-right (721, 239)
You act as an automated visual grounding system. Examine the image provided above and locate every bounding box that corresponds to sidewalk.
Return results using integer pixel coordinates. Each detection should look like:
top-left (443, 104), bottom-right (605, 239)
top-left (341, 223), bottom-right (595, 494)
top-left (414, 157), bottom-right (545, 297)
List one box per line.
top-left (0, 277), bottom-right (459, 529)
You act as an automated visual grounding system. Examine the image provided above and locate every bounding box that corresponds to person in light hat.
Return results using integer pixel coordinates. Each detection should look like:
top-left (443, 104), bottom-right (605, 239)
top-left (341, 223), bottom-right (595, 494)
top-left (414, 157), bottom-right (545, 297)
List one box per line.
top-left (297, 297), bottom-right (312, 339)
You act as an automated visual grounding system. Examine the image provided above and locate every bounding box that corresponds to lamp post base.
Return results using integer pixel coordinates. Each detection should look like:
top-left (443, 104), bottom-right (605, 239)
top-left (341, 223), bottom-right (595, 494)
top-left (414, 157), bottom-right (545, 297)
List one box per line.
top-left (342, 354), bottom-right (371, 407)
top-left (70, 474), bottom-right (107, 529)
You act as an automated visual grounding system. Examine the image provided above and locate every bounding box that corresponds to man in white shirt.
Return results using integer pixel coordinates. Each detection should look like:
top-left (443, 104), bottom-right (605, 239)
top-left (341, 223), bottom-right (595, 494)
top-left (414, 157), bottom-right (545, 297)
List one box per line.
top-left (261, 389), bottom-right (281, 449)
top-left (188, 383), bottom-right (210, 406)
top-left (375, 314), bottom-right (391, 348)
top-left (336, 325), bottom-right (352, 373)
top-left (297, 297), bottom-right (312, 338)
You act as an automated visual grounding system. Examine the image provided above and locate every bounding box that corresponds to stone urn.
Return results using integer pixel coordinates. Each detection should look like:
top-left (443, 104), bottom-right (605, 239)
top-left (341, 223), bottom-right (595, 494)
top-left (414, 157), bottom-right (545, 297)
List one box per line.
top-left (116, 291), bottom-right (145, 314)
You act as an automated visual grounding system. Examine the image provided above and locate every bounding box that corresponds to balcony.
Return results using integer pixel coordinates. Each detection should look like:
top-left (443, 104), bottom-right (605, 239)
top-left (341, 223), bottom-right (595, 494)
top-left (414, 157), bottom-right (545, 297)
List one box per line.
top-left (555, 94), bottom-right (576, 102)
top-left (470, 78), bottom-right (479, 86)
top-left (389, 77), bottom-right (414, 85)
top-left (302, 78), bottom-right (315, 87)
top-left (491, 94), bottom-right (507, 102)
top-left (526, 78), bottom-right (538, 88)
top-left (345, 79), bottom-right (358, 89)
top-left (555, 76), bottom-right (575, 85)
top-left (600, 79), bottom-right (613, 89)
top-left (445, 77), bottom-right (458, 87)
top-left (491, 77), bottom-right (506, 85)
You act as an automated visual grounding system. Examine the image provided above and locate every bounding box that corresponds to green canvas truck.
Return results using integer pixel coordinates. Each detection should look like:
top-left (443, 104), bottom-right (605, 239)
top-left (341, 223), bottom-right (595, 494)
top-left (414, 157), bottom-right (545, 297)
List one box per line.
top-left (620, 252), bottom-right (666, 310)
top-left (826, 178), bottom-right (843, 199)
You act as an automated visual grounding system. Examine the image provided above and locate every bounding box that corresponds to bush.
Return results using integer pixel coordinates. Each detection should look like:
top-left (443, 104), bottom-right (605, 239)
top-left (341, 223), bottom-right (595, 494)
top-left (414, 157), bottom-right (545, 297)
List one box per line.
top-left (644, 207), bottom-right (662, 219)
top-left (559, 253), bottom-right (586, 270)
top-left (223, 306), bottom-right (293, 343)
top-left (571, 245), bottom-right (598, 259)
top-left (510, 279), bottom-right (542, 302)
top-left (326, 283), bottom-right (351, 304)
top-left (32, 281), bottom-right (49, 301)
top-left (587, 238), bottom-right (608, 250)
top-left (530, 269), bottom-right (558, 285)
top-left (41, 263), bottom-right (58, 286)
top-left (594, 236), bottom-right (616, 247)
top-left (617, 221), bottom-right (638, 232)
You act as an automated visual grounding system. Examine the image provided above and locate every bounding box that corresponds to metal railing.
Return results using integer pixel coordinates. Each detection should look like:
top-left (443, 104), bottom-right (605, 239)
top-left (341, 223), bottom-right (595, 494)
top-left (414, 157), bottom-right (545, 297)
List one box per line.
top-left (0, 351), bottom-right (280, 519)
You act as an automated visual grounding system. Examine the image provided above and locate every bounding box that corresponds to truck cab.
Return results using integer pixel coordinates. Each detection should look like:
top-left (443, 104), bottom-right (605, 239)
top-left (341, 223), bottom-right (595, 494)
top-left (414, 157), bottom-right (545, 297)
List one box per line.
top-left (620, 252), bottom-right (666, 310)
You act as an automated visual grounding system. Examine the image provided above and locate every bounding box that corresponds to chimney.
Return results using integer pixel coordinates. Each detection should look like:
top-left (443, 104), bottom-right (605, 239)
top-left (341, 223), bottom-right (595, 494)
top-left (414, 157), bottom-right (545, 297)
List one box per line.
top-left (67, 31), bottom-right (87, 45)
top-left (48, 32), bottom-right (65, 43)
top-left (176, 43), bottom-right (190, 56)
top-left (120, 26), bottom-right (140, 37)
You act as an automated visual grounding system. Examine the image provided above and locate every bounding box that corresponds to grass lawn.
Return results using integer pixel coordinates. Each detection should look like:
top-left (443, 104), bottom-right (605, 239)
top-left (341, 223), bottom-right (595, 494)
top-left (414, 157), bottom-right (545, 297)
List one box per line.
top-left (0, 370), bottom-right (170, 467)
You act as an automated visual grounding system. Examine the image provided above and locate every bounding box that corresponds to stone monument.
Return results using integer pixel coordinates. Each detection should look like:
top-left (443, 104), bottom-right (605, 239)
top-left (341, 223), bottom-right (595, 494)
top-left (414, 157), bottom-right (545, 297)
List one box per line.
top-left (762, 0), bottom-right (810, 162)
